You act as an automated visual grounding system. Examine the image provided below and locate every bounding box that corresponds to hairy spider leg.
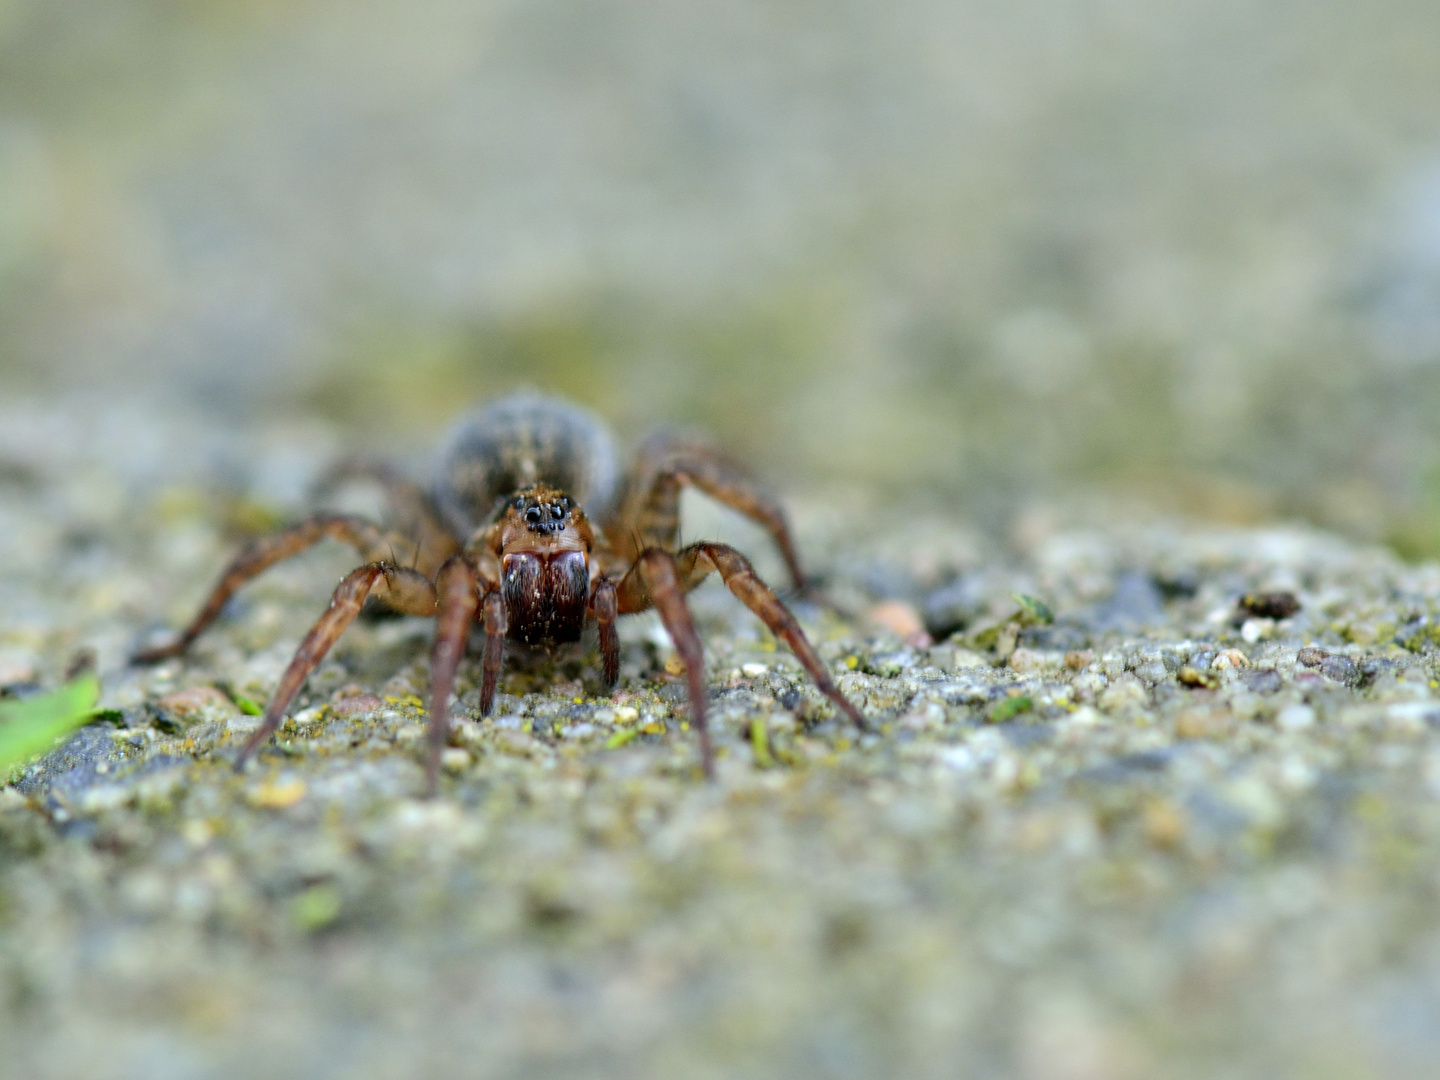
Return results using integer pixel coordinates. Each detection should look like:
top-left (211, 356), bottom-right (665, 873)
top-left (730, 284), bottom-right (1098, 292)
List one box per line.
top-left (131, 513), bottom-right (424, 663)
top-left (682, 542), bottom-right (862, 726)
top-left (623, 541), bottom-right (866, 733)
top-left (591, 576), bottom-right (620, 687)
top-left (615, 548), bottom-right (715, 778)
top-left (311, 459), bottom-right (460, 576)
top-left (425, 556), bottom-right (481, 795)
top-left (477, 590), bottom-right (506, 717)
top-left (607, 435), bottom-right (810, 594)
top-left (236, 562), bottom-right (438, 769)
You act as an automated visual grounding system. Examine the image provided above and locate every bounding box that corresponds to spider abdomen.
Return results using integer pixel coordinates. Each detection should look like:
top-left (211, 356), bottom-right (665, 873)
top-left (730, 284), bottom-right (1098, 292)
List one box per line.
top-left (435, 394), bottom-right (619, 536)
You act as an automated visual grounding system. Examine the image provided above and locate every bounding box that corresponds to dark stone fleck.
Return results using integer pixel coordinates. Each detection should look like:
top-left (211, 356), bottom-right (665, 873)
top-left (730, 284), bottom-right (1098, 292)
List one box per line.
top-left (1117, 749), bottom-right (1173, 771)
top-left (1239, 592), bottom-right (1301, 619)
top-left (1241, 668), bottom-right (1283, 695)
top-left (1297, 647), bottom-right (1328, 668)
top-left (1153, 571), bottom-right (1200, 599)
top-left (922, 574), bottom-right (989, 638)
top-left (1319, 656), bottom-right (1361, 687)
top-left (1358, 658), bottom-right (1401, 688)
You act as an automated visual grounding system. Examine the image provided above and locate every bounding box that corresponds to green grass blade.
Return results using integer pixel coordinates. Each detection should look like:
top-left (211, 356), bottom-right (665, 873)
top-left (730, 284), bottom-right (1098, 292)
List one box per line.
top-left (0, 675), bottom-right (102, 779)
top-left (605, 727), bottom-right (640, 750)
top-left (750, 716), bottom-right (774, 768)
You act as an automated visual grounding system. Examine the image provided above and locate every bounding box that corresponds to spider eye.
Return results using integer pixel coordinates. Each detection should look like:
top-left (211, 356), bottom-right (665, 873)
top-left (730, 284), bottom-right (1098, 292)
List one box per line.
top-left (551, 504), bottom-right (565, 520)
top-left (524, 506), bottom-right (542, 523)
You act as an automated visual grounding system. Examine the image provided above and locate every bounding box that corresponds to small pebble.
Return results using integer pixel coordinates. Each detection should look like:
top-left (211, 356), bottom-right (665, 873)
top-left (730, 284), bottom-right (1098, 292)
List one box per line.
top-left (332, 693), bottom-right (384, 718)
top-left (1241, 668), bottom-right (1283, 695)
top-left (1008, 648), bottom-right (1055, 674)
top-left (1178, 667), bottom-right (1219, 690)
top-left (157, 686), bottom-right (237, 718)
top-left (245, 778), bottom-right (307, 809)
top-left (1320, 656), bottom-right (1361, 687)
top-left (1240, 618), bottom-right (1273, 644)
top-left (864, 601), bottom-right (933, 647)
top-left (1276, 704), bottom-right (1316, 731)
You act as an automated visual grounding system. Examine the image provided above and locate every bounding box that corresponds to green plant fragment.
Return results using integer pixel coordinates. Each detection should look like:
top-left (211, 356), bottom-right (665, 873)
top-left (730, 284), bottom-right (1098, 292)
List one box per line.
top-left (986, 695), bottom-right (1033, 723)
top-left (750, 716), bottom-right (774, 768)
top-left (289, 883), bottom-right (342, 932)
top-left (1011, 593), bottom-right (1054, 625)
top-left (605, 728), bottom-right (640, 750)
top-left (0, 675), bottom-right (102, 779)
top-left (965, 622), bottom-right (1004, 651)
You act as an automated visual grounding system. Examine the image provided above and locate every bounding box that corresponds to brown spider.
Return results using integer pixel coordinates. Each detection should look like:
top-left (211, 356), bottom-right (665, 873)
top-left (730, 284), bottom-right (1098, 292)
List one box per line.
top-left (133, 393), bottom-right (865, 791)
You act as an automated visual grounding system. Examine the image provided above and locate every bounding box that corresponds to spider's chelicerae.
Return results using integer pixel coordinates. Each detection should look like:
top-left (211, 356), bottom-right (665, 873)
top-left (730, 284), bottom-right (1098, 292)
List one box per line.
top-left (134, 393), bottom-right (865, 790)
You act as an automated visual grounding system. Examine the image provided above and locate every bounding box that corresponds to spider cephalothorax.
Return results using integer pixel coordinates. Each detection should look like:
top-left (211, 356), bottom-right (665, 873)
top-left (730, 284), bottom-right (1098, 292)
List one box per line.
top-left (498, 485), bottom-right (591, 647)
top-left (133, 393), bottom-right (865, 791)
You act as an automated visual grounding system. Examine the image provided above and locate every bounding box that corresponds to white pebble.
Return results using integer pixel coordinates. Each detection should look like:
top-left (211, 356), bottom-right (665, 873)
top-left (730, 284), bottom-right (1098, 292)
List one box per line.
top-left (441, 748), bottom-right (472, 772)
top-left (1276, 704), bottom-right (1315, 731)
top-left (741, 663), bottom-right (768, 677)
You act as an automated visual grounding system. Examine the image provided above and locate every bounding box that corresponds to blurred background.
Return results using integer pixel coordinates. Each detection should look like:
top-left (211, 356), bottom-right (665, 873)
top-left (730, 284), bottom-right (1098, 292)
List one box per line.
top-left (4, 0), bottom-right (1440, 549)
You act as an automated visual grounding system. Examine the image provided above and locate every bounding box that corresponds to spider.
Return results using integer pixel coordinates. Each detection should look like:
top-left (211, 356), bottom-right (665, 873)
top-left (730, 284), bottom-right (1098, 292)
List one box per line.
top-left (133, 393), bottom-right (865, 791)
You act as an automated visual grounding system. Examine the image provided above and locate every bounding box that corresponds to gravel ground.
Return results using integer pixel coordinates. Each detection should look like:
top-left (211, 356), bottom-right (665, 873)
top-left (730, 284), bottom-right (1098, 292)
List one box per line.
top-left (6, 403), bottom-right (1440, 1079)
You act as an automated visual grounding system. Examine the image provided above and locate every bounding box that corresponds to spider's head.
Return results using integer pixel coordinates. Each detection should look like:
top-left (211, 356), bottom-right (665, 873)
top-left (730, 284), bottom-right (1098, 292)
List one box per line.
top-left (513, 490), bottom-right (573, 536)
top-left (498, 485), bottom-right (593, 645)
